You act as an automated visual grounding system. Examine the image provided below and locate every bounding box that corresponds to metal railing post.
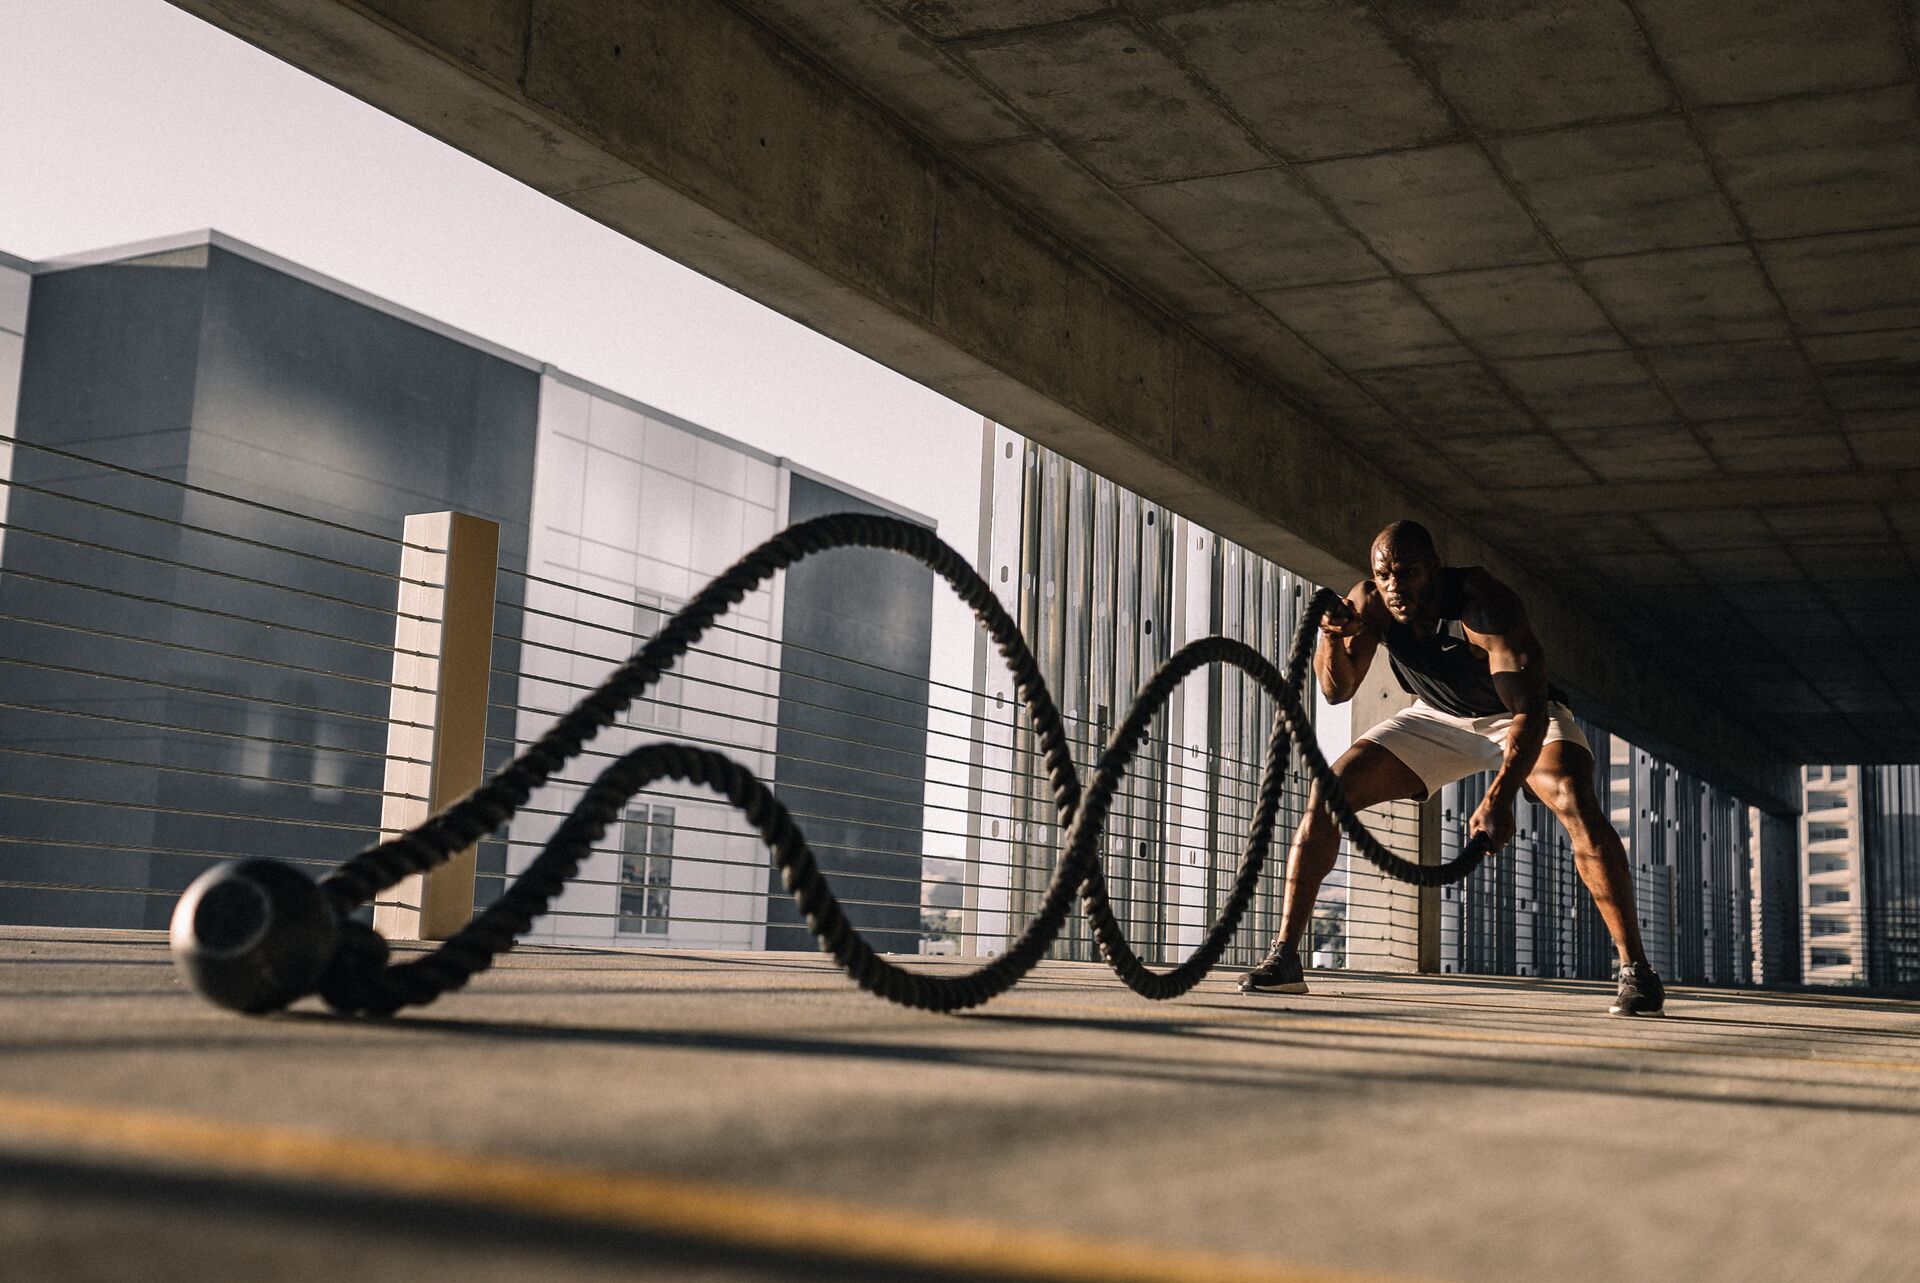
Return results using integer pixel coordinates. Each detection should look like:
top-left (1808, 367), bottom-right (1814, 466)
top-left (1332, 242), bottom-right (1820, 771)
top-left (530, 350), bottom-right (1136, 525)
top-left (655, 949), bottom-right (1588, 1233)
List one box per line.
top-left (375, 511), bottom-right (500, 942)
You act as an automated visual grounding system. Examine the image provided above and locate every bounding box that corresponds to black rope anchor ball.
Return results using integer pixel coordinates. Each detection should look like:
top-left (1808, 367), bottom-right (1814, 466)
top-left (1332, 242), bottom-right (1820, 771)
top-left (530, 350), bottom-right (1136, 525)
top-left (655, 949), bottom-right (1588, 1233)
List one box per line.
top-left (170, 857), bottom-right (342, 1014)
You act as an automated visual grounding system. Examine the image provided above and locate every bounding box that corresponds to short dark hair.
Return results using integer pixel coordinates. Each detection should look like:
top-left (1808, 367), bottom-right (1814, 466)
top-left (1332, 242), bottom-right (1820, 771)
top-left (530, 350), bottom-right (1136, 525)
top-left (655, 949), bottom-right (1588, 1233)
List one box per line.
top-left (1372, 520), bottom-right (1436, 562)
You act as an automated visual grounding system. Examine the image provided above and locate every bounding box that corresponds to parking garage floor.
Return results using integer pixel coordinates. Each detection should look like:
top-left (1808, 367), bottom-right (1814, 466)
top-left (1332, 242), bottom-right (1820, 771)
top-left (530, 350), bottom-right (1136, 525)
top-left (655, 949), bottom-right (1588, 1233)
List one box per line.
top-left (2, 927), bottom-right (1917, 1282)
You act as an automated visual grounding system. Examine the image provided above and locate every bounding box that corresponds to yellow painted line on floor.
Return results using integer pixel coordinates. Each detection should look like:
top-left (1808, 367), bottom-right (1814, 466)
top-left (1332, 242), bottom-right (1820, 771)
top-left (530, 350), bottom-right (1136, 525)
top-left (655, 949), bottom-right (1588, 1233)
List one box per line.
top-left (989, 994), bottom-right (1920, 1077)
top-left (0, 1091), bottom-right (1405, 1283)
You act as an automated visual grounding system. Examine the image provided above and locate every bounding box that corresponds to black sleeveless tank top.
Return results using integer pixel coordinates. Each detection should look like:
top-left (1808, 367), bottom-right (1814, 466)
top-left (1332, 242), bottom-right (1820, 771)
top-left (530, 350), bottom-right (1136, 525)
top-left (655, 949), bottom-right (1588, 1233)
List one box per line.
top-left (1381, 566), bottom-right (1513, 718)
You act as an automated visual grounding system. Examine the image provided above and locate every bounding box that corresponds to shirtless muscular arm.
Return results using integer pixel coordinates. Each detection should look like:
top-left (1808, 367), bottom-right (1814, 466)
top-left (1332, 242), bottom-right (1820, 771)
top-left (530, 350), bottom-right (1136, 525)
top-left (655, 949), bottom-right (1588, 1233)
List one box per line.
top-left (1315, 581), bottom-right (1387, 705)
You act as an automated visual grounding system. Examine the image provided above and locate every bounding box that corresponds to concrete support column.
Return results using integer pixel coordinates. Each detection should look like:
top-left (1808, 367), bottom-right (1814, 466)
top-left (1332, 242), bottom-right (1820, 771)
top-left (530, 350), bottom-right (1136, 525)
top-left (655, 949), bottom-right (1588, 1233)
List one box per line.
top-left (1338, 662), bottom-right (1437, 972)
top-left (375, 511), bottom-right (500, 942)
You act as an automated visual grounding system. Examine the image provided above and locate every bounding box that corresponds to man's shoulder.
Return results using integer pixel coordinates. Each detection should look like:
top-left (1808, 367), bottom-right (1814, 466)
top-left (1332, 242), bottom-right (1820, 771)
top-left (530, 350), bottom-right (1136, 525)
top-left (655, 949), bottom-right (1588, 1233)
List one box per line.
top-left (1452, 566), bottom-right (1528, 633)
top-left (1452, 564), bottom-right (1510, 598)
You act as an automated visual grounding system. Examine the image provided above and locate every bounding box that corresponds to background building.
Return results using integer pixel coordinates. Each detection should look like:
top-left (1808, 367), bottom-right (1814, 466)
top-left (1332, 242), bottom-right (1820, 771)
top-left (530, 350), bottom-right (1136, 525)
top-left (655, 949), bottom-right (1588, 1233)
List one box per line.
top-left (966, 425), bottom-right (1335, 968)
top-left (0, 231), bottom-right (934, 951)
top-left (1800, 763), bottom-right (1920, 989)
top-left (1802, 765), bottom-right (1866, 983)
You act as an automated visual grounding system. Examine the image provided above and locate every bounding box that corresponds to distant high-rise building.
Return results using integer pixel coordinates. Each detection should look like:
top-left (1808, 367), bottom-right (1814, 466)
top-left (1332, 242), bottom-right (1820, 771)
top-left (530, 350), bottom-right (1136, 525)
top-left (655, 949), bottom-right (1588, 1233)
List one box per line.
top-left (1802, 764), bottom-right (1920, 989)
top-left (0, 231), bottom-right (934, 951)
top-left (1801, 765), bottom-right (1865, 984)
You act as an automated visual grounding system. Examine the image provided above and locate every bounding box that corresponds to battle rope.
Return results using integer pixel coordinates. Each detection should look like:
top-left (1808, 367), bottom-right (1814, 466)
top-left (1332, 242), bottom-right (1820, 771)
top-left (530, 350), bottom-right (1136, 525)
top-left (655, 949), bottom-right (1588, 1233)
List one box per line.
top-left (169, 512), bottom-right (1494, 1017)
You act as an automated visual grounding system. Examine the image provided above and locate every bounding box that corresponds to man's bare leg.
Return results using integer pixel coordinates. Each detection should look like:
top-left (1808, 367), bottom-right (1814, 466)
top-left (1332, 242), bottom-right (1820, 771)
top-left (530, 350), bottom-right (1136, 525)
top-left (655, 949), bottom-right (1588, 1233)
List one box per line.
top-left (1278, 741), bottom-right (1427, 949)
top-left (1525, 741), bottom-right (1649, 968)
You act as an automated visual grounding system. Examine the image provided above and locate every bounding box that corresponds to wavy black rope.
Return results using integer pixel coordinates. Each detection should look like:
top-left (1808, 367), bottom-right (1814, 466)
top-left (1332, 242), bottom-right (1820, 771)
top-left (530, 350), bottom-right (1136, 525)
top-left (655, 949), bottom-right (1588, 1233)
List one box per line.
top-left (301, 512), bottom-right (1492, 1016)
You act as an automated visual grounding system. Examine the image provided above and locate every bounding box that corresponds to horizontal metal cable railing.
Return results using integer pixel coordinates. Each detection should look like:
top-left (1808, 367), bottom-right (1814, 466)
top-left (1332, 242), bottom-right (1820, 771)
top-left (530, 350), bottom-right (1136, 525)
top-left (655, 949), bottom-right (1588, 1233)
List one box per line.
top-left (0, 432), bottom-right (1397, 968)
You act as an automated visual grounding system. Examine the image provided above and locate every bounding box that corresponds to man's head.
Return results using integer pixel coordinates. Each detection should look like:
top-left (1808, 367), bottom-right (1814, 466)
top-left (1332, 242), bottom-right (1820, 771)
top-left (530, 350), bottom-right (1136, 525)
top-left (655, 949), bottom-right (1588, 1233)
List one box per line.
top-left (1370, 520), bottom-right (1440, 624)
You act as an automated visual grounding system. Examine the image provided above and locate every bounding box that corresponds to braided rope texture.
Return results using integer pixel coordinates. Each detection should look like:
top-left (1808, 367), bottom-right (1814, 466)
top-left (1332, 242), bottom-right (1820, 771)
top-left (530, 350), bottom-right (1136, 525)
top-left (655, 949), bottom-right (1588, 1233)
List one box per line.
top-left (316, 513), bottom-right (1492, 1016)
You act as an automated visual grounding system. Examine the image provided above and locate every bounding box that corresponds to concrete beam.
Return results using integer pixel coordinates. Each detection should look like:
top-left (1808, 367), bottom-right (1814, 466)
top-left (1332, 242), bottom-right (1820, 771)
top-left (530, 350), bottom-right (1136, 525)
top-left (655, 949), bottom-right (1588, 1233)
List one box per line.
top-left (165, 0), bottom-right (1798, 812)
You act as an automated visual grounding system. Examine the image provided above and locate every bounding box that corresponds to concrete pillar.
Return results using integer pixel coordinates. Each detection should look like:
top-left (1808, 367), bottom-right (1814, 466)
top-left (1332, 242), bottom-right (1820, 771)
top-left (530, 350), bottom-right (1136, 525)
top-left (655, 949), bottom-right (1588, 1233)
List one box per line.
top-left (375, 511), bottom-right (500, 942)
top-left (1337, 662), bottom-right (1437, 972)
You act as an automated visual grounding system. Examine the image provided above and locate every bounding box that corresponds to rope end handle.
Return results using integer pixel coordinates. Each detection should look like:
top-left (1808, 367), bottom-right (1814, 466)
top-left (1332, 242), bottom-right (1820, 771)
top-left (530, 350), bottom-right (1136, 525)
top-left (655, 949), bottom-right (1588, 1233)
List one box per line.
top-left (170, 858), bottom-right (343, 1014)
top-left (1460, 831), bottom-right (1498, 868)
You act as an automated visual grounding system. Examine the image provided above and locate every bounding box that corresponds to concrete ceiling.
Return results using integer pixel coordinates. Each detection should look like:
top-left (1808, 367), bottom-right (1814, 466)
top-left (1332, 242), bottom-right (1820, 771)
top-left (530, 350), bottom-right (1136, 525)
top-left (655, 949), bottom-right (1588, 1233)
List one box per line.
top-left (159, 0), bottom-right (1916, 798)
top-left (726, 0), bottom-right (1920, 765)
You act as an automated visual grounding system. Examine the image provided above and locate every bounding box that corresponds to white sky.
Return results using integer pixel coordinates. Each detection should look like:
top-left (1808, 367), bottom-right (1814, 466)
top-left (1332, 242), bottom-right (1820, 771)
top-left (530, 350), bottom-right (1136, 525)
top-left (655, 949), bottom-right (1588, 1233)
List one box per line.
top-left (0, 0), bottom-right (993, 864)
top-left (0, 1), bottom-right (984, 536)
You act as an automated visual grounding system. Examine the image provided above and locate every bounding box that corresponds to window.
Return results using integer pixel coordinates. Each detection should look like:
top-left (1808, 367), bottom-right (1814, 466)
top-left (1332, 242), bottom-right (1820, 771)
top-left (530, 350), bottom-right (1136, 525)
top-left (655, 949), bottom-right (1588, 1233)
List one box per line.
top-left (629, 594), bottom-right (684, 730)
top-left (1807, 790), bottom-right (1846, 812)
top-left (1811, 948), bottom-right (1852, 969)
top-left (618, 803), bottom-right (675, 935)
top-left (1807, 821), bottom-right (1849, 845)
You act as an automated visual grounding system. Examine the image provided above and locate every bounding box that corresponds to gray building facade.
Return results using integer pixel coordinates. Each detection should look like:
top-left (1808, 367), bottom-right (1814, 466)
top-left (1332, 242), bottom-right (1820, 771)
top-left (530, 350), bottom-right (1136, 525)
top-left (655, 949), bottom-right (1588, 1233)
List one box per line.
top-left (0, 233), bottom-right (933, 949)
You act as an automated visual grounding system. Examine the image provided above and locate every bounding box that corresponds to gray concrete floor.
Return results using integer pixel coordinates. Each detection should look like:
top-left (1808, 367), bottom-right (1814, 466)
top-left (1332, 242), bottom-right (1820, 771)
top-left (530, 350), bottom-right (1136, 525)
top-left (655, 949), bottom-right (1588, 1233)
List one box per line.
top-left (3, 928), bottom-right (1918, 1282)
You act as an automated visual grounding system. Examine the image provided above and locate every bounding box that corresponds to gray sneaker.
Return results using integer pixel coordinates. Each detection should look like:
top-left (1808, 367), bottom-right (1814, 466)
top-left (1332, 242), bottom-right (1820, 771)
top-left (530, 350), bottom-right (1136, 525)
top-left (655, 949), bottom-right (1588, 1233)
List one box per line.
top-left (1610, 962), bottom-right (1665, 1016)
top-left (1239, 943), bottom-right (1308, 995)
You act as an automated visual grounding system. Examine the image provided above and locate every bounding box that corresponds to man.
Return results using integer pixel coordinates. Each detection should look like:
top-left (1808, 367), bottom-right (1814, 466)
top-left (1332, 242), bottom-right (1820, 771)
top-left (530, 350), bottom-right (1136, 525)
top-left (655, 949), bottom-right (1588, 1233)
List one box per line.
top-left (1240, 520), bottom-right (1664, 1016)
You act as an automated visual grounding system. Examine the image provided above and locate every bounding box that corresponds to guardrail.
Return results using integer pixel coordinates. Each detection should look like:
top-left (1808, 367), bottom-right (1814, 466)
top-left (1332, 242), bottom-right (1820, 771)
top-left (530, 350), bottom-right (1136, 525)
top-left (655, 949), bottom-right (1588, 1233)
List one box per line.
top-left (0, 429), bottom-right (1875, 991)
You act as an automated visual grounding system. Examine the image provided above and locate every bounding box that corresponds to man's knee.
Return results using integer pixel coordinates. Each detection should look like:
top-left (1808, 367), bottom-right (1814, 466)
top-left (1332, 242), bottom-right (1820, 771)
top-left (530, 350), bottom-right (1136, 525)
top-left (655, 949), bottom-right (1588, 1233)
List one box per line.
top-left (1546, 782), bottom-right (1616, 851)
top-left (1295, 786), bottom-right (1343, 850)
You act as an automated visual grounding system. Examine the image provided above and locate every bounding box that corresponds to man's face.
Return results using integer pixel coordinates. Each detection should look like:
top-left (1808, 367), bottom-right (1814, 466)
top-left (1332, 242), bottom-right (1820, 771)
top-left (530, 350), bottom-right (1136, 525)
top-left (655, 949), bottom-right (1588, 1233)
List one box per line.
top-left (1372, 543), bottom-right (1439, 624)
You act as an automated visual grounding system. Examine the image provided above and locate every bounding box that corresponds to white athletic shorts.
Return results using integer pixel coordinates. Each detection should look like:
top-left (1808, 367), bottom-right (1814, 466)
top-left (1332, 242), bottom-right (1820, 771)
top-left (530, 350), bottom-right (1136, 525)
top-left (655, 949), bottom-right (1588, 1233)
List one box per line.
top-left (1356, 700), bottom-right (1590, 801)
